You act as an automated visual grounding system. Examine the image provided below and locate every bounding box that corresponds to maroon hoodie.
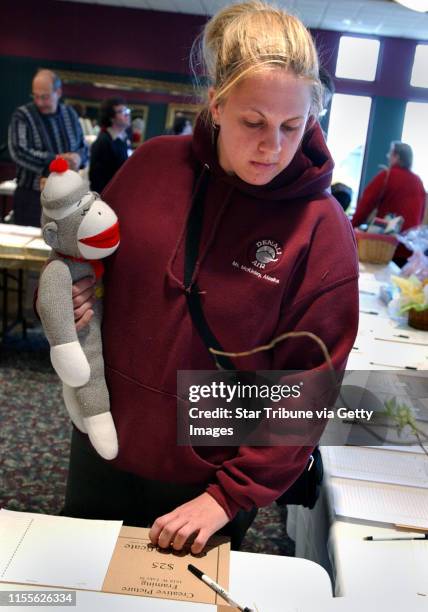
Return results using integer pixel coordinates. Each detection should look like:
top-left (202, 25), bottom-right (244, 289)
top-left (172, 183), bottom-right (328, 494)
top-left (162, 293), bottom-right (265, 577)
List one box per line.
top-left (101, 117), bottom-right (359, 519)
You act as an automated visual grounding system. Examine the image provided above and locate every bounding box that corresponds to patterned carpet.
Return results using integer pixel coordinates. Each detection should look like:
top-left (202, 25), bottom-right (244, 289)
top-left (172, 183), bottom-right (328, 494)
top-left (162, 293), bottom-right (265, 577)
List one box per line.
top-left (0, 328), bottom-right (294, 556)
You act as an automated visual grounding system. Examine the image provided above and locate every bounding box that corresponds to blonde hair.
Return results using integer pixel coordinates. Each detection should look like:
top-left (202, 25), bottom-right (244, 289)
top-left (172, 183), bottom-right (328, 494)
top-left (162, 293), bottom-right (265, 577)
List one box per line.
top-left (193, 0), bottom-right (322, 116)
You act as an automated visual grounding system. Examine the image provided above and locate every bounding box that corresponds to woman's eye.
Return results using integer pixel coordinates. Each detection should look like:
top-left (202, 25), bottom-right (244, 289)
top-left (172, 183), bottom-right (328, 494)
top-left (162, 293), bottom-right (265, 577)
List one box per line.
top-left (244, 120), bottom-right (262, 128)
top-left (282, 125), bottom-right (300, 133)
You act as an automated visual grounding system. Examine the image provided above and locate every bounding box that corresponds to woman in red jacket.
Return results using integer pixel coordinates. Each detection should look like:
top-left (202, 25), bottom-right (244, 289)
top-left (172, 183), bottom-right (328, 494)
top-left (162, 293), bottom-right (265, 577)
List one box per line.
top-left (352, 141), bottom-right (426, 263)
top-left (66, 0), bottom-right (359, 553)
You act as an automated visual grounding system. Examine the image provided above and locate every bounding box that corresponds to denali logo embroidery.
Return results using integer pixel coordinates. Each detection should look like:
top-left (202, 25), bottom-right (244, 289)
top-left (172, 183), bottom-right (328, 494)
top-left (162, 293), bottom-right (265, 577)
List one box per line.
top-left (248, 239), bottom-right (283, 271)
top-left (231, 238), bottom-right (283, 284)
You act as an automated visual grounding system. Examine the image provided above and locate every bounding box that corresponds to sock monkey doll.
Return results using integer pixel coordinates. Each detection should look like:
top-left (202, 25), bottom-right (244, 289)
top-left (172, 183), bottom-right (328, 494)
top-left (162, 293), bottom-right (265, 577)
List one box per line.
top-left (38, 157), bottom-right (120, 460)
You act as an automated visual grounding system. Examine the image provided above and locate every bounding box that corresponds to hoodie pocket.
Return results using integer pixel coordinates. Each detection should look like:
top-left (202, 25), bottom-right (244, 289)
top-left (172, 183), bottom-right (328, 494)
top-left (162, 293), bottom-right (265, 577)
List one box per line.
top-left (106, 365), bottom-right (220, 483)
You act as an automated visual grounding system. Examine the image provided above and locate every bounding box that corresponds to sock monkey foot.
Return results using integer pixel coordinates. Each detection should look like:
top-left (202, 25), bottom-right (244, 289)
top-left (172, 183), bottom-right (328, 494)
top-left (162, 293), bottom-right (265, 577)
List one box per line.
top-left (84, 412), bottom-right (119, 460)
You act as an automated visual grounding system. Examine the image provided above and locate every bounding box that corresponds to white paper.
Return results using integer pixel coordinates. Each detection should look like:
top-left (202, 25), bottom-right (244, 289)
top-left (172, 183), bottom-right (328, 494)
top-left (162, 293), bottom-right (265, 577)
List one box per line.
top-left (358, 278), bottom-right (381, 295)
top-left (347, 351), bottom-right (382, 371)
top-left (358, 312), bottom-right (392, 336)
top-left (358, 306), bottom-right (386, 317)
top-left (358, 292), bottom-right (387, 315)
top-left (374, 331), bottom-right (428, 347)
top-left (26, 238), bottom-right (51, 252)
top-left (0, 234), bottom-right (32, 248)
top-left (0, 223), bottom-right (41, 237)
top-left (359, 261), bottom-right (400, 282)
top-left (333, 535), bottom-right (428, 599)
top-left (380, 444), bottom-right (427, 454)
top-left (0, 510), bottom-right (122, 591)
top-left (358, 271), bottom-right (378, 285)
top-left (324, 446), bottom-right (428, 488)
top-left (367, 340), bottom-right (428, 370)
top-left (330, 477), bottom-right (428, 529)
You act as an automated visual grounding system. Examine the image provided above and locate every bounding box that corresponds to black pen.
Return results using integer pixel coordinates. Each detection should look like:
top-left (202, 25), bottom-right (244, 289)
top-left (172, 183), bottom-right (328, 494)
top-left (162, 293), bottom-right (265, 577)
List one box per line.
top-left (188, 563), bottom-right (253, 611)
top-left (360, 309), bottom-right (379, 315)
top-left (369, 361), bottom-right (418, 370)
top-left (374, 337), bottom-right (428, 348)
top-left (364, 534), bottom-right (428, 542)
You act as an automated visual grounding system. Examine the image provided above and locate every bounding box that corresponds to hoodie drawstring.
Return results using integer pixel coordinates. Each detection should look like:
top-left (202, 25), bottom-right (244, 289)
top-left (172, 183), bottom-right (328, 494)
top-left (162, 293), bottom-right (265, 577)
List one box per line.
top-left (166, 164), bottom-right (234, 292)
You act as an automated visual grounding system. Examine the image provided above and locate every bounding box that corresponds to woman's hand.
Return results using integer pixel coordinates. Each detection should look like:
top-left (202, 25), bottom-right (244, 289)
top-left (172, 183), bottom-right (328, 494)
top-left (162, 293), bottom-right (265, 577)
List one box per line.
top-left (72, 276), bottom-right (96, 331)
top-left (149, 492), bottom-right (229, 555)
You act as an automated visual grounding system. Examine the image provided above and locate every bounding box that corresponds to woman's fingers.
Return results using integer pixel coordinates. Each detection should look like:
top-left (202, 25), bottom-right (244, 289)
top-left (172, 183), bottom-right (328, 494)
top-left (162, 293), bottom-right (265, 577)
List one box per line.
top-left (75, 308), bottom-right (94, 332)
top-left (72, 276), bottom-right (95, 299)
top-left (72, 276), bottom-right (96, 330)
top-left (73, 296), bottom-right (96, 321)
top-left (190, 528), bottom-right (211, 555)
top-left (149, 493), bottom-right (229, 553)
top-left (171, 523), bottom-right (197, 551)
top-left (157, 517), bottom-right (189, 549)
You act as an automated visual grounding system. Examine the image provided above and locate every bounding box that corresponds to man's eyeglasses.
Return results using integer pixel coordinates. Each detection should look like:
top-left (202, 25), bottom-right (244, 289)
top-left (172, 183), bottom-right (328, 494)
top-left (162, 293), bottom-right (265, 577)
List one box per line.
top-left (116, 107), bottom-right (131, 115)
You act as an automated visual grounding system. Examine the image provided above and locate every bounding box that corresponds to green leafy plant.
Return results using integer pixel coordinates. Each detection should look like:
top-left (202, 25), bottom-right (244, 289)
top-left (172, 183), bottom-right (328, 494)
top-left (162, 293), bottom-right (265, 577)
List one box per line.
top-left (382, 398), bottom-right (428, 456)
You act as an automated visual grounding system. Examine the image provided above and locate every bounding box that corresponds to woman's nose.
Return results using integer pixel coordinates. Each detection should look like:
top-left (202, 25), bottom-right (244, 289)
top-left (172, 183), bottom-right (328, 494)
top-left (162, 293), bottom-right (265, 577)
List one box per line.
top-left (259, 128), bottom-right (282, 155)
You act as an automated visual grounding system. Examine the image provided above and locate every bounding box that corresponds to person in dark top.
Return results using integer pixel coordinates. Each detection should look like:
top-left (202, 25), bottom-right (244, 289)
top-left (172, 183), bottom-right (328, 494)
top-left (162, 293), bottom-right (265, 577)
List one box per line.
top-left (8, 69), bottom-right (88, 226)
top-left (332, 182), bottom-right (353, 213)
top-left (65, 1), bottom-right (359, 554)
top-left (89, 97), bottom-right (131, 193)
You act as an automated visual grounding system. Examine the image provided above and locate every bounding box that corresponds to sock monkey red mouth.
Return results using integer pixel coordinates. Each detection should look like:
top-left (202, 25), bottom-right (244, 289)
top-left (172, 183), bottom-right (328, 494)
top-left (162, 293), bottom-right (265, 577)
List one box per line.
top-left (79, 221), bottom-right (120, 249)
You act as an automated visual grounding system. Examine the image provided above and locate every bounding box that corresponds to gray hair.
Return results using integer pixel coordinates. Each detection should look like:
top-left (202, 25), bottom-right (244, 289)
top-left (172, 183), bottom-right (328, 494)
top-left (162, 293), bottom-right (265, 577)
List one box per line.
top-left (391, 141), bottom-right (413, 169)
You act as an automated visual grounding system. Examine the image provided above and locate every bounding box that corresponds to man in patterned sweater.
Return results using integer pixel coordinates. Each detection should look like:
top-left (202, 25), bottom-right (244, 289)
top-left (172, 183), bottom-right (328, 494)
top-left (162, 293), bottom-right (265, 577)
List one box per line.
top-left (8, 69), bottom-right (88, 226)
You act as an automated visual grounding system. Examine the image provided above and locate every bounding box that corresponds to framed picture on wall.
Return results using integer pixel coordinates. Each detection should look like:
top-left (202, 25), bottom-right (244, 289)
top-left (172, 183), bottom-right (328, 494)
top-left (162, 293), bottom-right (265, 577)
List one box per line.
top-left (58, 70), bottom-right (202, 142)
top-left (64, 98), bottom-right (149, 147)
top-left (165, 103), bottom-right (204, 135)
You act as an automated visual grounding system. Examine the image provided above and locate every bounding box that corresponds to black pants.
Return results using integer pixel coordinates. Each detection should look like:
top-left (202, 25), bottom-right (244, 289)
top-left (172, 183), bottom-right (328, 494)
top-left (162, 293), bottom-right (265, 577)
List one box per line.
top-left (63, 429), bottom-right (257, 550)
top-left (13, 187), bottom-right (42, 227)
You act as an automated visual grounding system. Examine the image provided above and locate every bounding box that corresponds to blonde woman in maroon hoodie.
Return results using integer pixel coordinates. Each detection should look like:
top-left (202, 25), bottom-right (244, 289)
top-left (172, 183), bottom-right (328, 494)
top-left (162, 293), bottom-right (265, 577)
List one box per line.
top-left (66, 1), bottom-right (359, 553)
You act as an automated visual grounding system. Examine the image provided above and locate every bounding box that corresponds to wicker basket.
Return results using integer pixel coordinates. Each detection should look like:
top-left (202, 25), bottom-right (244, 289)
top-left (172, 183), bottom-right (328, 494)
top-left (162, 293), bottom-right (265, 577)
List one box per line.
top-left (355, 231), bottom-right (398, 265)
top-left (408, 308), bottom-right (428, 331)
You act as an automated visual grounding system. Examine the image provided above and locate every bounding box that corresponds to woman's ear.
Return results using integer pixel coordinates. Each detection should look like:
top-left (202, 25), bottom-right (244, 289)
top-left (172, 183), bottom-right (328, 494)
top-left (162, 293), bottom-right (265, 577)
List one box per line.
top-left (208, 87), bottom-right (221, 126)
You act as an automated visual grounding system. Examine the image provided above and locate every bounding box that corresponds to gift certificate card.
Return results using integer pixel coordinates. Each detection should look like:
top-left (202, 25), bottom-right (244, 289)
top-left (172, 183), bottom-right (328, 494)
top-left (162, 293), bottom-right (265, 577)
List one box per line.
top-left (102, 526), bottom-right (230, 606)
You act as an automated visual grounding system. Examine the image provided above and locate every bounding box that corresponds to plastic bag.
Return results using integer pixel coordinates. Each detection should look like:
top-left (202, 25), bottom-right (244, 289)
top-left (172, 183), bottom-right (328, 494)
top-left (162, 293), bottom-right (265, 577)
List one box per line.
top-left (397, 225), bottom-right (428, 280)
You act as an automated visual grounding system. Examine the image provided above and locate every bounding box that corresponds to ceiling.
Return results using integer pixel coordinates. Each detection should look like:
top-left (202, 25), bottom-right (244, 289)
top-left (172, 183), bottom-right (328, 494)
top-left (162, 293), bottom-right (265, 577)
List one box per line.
top-left (60, 0), bottom-right (428, 40)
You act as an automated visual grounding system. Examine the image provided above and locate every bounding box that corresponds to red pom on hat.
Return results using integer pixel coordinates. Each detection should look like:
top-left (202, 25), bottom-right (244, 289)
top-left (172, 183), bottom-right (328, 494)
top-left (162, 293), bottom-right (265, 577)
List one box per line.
top-left (49, 157), bottom-right (69, 174)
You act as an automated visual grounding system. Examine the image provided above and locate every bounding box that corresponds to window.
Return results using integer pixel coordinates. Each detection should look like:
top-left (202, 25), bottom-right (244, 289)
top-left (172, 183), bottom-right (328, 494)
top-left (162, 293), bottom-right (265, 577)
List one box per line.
top-left (402, 102), bottom-right (428, 189)
top-left (411, 45), bottom-right (428, 88)
top-left (327, 94), bottom-right (372, 213)
top-left (335, 36), bottom-right (380, 81)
